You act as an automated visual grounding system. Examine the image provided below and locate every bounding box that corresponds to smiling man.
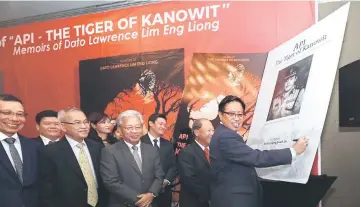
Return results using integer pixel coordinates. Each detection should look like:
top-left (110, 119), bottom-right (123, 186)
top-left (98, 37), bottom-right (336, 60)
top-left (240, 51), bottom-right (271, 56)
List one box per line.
top-left (33, 110), bottom-right (61, 146)
top-left (209, 95), bottom-right (309, 207)
top-left (0, 94), bottom-right (40, 207)
top-left (141, 113), bottom-right (177, 207)
top-left (38, 107), bottom-right (107, 207)
top-left (101, 110), bottom-right (164, 207)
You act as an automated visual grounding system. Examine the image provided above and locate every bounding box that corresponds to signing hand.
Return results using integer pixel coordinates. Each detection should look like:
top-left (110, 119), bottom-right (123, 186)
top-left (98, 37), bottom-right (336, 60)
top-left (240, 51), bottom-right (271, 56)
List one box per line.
top-left (292, 136), bottom-right (309, 155)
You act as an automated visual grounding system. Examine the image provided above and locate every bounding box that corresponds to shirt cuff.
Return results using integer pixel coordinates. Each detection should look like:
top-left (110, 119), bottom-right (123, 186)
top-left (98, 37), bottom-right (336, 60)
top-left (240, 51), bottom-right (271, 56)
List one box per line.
top-left (289, 148), bottom-right (297, 161)
top-left (164, 179), bottom-right (171, 185)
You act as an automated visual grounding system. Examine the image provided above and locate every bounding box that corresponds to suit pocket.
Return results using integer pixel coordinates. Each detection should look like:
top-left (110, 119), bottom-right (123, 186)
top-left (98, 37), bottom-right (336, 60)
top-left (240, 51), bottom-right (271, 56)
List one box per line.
top-left (230, 186), bottom-right (253, 194)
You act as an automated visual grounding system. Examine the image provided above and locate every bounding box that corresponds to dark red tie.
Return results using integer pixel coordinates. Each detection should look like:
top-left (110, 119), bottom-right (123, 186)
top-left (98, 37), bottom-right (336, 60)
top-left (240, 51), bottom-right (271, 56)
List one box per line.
top-left (204, 148), bottom-right (210, 163)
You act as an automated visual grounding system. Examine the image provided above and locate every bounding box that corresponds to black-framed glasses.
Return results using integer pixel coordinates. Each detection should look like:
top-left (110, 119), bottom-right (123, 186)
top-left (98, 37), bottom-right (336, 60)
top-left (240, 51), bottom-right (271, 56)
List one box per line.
top-left (62, 120), bottom-right (90, 127)
top-left (222, 111), bottom-right (244, 119)
top-left (0, 110), bottom-right (28, 119)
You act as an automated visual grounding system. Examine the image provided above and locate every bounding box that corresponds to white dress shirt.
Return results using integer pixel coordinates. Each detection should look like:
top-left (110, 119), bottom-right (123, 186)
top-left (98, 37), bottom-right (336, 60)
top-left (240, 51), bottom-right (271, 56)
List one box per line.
top-left (40, 135), bottom-right (59, 145)
top-left (65, 136), bottom-right (98, 187)
top-left (148, 132), bottom-right (160, 148)
top-left (195, 139), bottom-right (209, 151)
top-left (124, 140), bottom-right (142, 161)
top-left (0, 132), bottom-right (23, 170)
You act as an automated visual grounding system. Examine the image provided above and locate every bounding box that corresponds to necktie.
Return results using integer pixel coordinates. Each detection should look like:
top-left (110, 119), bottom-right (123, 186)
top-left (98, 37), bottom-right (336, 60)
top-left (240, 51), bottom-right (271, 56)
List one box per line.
top-left (76, 143), bottom-right (98, 207)
top-left (204, 148), bottom-right (210, 163)
top-left (153, 139), bottom-right (160, 150)
top-left (4, 138), bottom-right (23, 184)
top-left (132, 145), bottom-right (142, 172)
top-left (48, 141), bottom-right (56, 145)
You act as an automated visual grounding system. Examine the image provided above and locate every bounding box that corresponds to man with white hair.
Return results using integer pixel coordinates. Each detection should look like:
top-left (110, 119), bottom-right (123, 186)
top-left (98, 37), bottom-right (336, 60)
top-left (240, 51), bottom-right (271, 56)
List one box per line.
top-left (38, 107), bottom-right (108, 207)
top-left (100, 110), bottom-right (164, 207)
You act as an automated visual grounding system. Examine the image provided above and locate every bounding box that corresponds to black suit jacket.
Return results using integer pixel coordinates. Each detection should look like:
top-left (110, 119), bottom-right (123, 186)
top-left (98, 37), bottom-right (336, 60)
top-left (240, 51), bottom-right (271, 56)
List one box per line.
top-left (141, 135), bottom-right (177, 183)
top-left (209, 124), bottom-right (292, 207)
top-left (38, 137), bottom-right (108, 207)
top-left (33, 136), bottom-right (44, 146)
top-left (141, 134), bottom-right (177, 206)
top-left (0, 134), bottom-right (40, 207)
top-left (177, 143), bottom-right (210, 207)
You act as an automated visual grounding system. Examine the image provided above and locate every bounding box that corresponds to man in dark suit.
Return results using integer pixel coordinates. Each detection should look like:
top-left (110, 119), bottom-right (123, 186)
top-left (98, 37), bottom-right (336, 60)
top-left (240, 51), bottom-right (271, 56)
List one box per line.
top-left (38, 107), bottom-right (107, 207)
top-left (0, 94), bottom-right (40, 207)
top-left (210, 95), bottom-right (309, 207)
top-left (33, 110), bottom-right (61, 146)
top-left (141, 113), bottom-right (177, 207)
top-left (101, 110), bottom-right (164, 207)
top-left (178, 119), bottom-right (214, 207)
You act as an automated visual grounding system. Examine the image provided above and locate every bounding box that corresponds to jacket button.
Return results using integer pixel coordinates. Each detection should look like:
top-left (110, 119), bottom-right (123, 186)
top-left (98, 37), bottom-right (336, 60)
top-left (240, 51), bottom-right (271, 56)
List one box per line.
top-left (84, 188), bottom-right (87, 191)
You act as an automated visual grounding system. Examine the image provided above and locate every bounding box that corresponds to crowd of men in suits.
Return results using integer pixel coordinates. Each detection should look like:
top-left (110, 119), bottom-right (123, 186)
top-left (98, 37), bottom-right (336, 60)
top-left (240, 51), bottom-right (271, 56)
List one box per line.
top-left (0, 94), bottom-right (308, 207)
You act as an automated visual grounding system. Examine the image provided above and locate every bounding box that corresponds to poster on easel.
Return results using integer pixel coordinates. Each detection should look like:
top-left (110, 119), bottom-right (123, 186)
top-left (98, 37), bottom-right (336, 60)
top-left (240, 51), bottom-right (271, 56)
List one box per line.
top-left (247, 3), bottom-right (350, 184)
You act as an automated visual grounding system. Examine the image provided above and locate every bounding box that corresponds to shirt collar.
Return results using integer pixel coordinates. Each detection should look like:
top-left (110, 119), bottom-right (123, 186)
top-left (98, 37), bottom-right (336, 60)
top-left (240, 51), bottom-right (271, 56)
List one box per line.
top-left (195, 139), bottom-right (209, 151)
top-left (0, 132), bottom-right (19, 142)
top-left (65, 135), bottom-right (86, 149)
top-left (40, 135), bottom-right (59, 144)
top-left (124, 140), bottom-right (141, 150)
top-left (148, 132), bottom-right (160, 142)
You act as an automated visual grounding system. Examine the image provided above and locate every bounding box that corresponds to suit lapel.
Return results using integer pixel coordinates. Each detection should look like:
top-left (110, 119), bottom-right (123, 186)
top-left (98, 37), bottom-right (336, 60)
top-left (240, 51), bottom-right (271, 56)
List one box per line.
top-left (36, 136), bottom-right (45, 146)
top-left (119, 140), bottom-right (142, 176)
top-left (59, 138), bottom-right (86, 183)
top-left (140, 143), bottom-right (149, 176)
top-left (0, 141), bottom-right (19, 181)
top-left (159, 138), bottom-right (167, 160)
top-left (20, 136), bottom-right (34, 185)
top-left (141, 134), bottom-right (152, 145)
top-left (193, 143), bottom-right (209, 168)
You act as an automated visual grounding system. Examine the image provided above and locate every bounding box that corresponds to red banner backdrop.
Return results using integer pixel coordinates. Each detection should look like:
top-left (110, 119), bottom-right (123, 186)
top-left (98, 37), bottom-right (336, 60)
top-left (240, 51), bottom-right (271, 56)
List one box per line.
top-left (0, 1), bottom-right (318, 174)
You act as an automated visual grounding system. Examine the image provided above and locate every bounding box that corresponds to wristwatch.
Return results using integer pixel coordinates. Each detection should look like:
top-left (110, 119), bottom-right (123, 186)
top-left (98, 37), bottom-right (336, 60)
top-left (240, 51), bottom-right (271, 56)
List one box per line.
top-left (151, 193), bottom-right (156, 198)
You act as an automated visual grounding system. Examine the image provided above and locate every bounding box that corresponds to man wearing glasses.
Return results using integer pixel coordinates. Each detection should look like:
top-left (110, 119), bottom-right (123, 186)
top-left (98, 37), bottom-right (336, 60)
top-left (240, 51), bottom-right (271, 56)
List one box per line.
top-left (209, 95), bottom-right (309, 207)
top-left (100, 110), bottom-right (164, 207)
top-left (0, 94), bottom-right (40, 207)
top-left (38, 107), bottom-right (107, 207)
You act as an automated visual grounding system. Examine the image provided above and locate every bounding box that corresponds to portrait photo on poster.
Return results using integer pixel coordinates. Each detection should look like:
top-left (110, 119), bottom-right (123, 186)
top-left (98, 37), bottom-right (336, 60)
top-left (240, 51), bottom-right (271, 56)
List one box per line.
top-left (267, 55), bottom-right (313, 121)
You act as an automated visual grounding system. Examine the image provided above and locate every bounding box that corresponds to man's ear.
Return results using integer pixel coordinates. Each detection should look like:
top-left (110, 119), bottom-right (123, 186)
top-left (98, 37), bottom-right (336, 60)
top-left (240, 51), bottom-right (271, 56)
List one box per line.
top-left (36, 124), bottom-right (40, 131)
top-left (194, 129), bottom-right (200, 137)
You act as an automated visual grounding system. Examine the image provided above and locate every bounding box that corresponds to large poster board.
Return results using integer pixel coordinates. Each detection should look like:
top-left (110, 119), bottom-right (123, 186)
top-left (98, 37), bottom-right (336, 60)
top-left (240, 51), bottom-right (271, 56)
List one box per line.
top-left (247, 3), bottom-right (350, 184)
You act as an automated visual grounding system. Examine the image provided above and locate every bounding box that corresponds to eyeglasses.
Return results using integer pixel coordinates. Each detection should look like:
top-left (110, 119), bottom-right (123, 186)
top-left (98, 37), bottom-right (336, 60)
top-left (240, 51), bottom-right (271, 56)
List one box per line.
top-left (62, 120), bottom-right (90, 127)
top-left (123, 125), bottom-right (143, 131)
top-left (222, 111), bottom-right (244, 119)
top-left (0, 110), bottom-right (28, 119)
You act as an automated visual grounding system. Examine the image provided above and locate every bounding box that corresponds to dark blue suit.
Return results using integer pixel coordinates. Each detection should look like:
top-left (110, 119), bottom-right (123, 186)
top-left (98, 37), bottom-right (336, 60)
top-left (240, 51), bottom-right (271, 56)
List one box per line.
top-left (209, 125), bottom-right (292, 207)
top-left (0, 135), bottom-right (40, 207)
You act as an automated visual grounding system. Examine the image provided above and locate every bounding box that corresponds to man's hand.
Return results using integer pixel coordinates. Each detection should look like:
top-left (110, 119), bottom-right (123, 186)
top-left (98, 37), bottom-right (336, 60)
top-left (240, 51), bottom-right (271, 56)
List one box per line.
top-left (163, 180), bottom-right (170, 188)
top-left (135, 193), bottom-right (153, 207)
top-left (292, 136), bottom-right (308, 155)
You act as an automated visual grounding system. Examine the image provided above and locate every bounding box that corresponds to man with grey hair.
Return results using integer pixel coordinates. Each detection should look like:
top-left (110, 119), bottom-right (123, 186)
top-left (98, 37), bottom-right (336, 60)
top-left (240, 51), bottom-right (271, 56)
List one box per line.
top-left (38, 107), bottom-right (108, 207)
top-left (177, 119), bottom-right (214, 207)
top-left (100, 110), bottom-right (164, 207)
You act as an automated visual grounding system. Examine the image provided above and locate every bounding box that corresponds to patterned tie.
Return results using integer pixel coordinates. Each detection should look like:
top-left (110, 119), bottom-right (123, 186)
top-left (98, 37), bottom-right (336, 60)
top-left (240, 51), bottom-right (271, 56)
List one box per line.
top-left (204, 148), bottom-right (210, 163)
top-left (76, 143), bottom-right (98, 207)
top-left (132, 145), bottom-right (142, 172)
top-left (4, 138), bottom-right (23, 184)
